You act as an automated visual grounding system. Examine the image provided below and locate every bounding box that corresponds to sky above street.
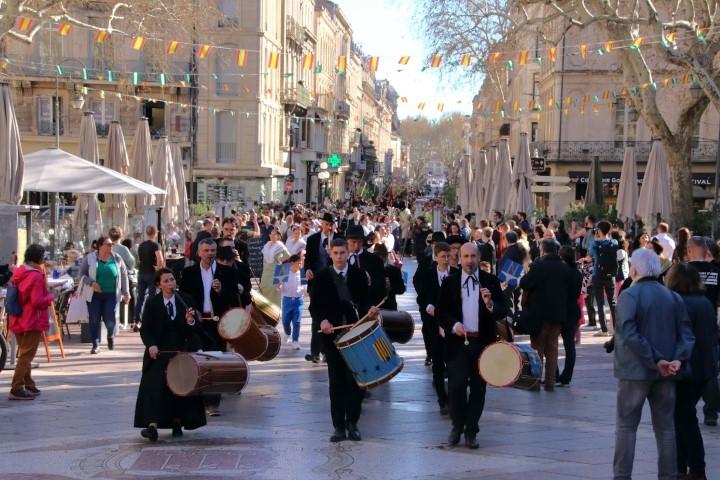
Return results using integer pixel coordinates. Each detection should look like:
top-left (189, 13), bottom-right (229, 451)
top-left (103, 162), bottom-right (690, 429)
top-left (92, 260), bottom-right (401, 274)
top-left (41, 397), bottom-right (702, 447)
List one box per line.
top-left (333, 0), bottom-right (478, 120)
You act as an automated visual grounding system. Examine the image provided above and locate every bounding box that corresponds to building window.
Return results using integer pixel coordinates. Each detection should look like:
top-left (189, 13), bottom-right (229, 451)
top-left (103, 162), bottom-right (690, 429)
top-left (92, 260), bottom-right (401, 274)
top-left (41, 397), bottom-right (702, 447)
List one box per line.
top-left (692, 124), bottom-right (700, 148)
top-left (37, 96), bottom-right (63, 136)
top-left (143, 101), bottom-right (166, 138)
top-left (174, 112), bottom-right (190, 135)
top-left (88, 26), bottom-right (115, 71)
top-left (215, 47), bottom-right (238, 96)
top-left (531, 73), bottom-right (539, 101)
top-left (218, 0), bottom-right (240, 27)
top-left (90, 99), bottom-right (114, 137)
top-left (216, 111), bottom-right (237, 164)
top-left (531, 122), bottom-right (539, 143)
top-left (614, 98), bottom-right (636, 146)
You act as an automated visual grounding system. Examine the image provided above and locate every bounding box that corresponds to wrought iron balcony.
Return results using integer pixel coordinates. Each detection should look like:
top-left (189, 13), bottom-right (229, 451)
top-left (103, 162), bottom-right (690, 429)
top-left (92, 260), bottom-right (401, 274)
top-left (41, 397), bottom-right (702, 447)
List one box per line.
top-left (281, 85), bottom-right (312, 108)
top-left (334, 100), bottom-right (350, 120)
top-left (529, 140), bottom-right (718, 164)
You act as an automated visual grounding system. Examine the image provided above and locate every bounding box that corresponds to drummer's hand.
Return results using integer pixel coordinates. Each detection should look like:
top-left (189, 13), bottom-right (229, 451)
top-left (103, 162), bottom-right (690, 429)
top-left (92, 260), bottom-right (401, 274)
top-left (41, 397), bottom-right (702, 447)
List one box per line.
top-left (185, 308), bottom-right (196, 324)
top-left (368, 306), bottom-right (380, 319)
top-left (453, 322), bottom-right (466, 337)
top-left (305, 269), bottom-right (314, 281)
top-left (212, 279), bottom-right (222, 293)
top-left (148, 345), bottom-right (159, 359)
top-left (480, 288), bottom-right (492, 306)
top-left (426, 305), bottom-right (436, 317)
top-left (320, 319), bottom-right (333, 334)
top-left (122, 293), bottom-right (130, 304)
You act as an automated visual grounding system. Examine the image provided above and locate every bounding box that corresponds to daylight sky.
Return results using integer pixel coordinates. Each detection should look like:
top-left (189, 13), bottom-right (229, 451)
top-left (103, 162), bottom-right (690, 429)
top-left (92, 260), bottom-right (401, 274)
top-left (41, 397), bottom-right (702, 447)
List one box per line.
top-left (333, 0), bottom-right (479, 120)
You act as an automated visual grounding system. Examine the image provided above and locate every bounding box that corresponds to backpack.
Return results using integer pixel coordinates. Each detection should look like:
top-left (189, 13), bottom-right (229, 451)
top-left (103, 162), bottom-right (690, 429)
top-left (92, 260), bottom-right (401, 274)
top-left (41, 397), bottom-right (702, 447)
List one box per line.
top-left (5, 281), bottom-right (22, 317)
top-left (595, 241), bottom-right (619, 277)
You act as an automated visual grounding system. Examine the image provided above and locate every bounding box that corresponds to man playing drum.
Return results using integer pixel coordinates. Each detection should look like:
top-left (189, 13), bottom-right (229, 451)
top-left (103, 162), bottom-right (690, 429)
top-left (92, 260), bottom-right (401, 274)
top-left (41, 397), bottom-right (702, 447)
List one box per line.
top-left (437, 242), bottom-right (506, 449)
top-left (312, 238), bottom-right (379, 443)
top-left (134, 268), bottom-right (206, 441)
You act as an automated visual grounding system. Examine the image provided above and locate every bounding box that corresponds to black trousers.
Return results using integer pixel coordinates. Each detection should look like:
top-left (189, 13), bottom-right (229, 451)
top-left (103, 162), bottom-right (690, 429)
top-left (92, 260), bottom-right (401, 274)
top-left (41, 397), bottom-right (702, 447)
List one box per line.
top-left (431, 329), bottom-right (448, 406)
top-left (590, 275), bottom-right (615, 332)
top-left (446, 338), bottom-right (487, 436)
top-left (702, 375), bottom-right (719, 423)
top-left (675, 380), bottom-right (708, 475)
top-left (325, 344), bottom-right (363, 430)
top-left (419, 311), bottom-right (435, 360)
top-left (557, 321), bottom-right (576, 384)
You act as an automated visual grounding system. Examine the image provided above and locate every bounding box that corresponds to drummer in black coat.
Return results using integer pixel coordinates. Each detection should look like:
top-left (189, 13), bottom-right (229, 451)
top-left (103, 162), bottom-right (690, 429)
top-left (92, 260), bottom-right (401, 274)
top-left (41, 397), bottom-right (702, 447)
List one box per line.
top-left (134, 268), bottom-right (206, 442)
top-left (311, 237), bottom-right (379, 443)
top-left (217, 237), bottom-right (253, 308)
top-left (437, 242), bottom-right (506, 449)
top-left (346, 225), bottom-right (387, 307)
top-left (372, 243), bottom-right (405, 311)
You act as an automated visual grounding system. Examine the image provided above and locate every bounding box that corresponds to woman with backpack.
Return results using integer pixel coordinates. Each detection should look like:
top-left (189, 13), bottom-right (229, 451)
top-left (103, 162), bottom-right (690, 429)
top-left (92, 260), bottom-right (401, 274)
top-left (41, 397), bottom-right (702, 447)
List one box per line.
top-left (7, 244), bottom-right (54, 401)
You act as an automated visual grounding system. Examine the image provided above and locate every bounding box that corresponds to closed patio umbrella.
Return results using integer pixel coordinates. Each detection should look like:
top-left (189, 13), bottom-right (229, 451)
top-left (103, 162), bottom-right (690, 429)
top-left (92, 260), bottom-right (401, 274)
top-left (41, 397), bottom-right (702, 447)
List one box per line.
top-left (0, 82), bottom-right (23, 205)
top-left (171, 142), bottom-right (190, 227)
top-left (507, 132), bottom-right (534, 215)
top-left (487, 138), bottom-right (512, 216)
top-left (481, 146), bottom-right (496, 218)
top-left (471, 149), bottom-right (486, 217)
top-left (585, 156), bottom-right (604, 208)
top-left (74, 112), bottom-right (103, 243)
top-left (457, 154), bottom-right (472, 213)
top-left (637, 140), bottom-right (672, 224)
top-left (151, 136), bottom-right (180, 227)
top-left (128, 117), bottom-right (154, 214)
top-left (105, 121), bottom-right (130, 233)
top-left (616, 145), bottom-right (639, 222)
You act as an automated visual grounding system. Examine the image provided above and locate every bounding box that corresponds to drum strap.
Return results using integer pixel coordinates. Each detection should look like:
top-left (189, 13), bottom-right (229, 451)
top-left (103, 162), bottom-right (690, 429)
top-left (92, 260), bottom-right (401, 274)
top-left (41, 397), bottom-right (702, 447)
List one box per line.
top-left (331, 271), bottom-right (358, 325)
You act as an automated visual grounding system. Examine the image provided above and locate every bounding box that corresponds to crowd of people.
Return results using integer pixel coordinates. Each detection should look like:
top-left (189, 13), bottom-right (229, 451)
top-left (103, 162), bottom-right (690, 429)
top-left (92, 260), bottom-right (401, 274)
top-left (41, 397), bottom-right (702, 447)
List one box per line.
top-left (3, 194), bottom-right (719, 479)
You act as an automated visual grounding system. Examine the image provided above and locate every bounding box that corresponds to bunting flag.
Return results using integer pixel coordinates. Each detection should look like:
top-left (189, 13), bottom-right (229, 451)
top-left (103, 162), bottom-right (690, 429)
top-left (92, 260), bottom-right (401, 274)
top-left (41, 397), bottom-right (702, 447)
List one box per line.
top-left (437, 103), bottom-right (444, 112)
top-left (17, 18), bottom-right (32, 32)
top-left (631, 37), bottom-right (643, 49)
top-left (583, 95), bottom-right (590, 103)
top-left (548, 47), bottom-right (557, 62)
top-left (489, 52), bottom-right (501, 63)
top-left (604, 41), bottom-right (613, 53)
top-left (302, 54), bottom-right (314, 70)
top-left (430, 54), bottom-right (442, 68)
top-left (159, 72), bottom-right (167, 86)
top-left (580, 44), bottom-right (588, 59)
top-left (602, 90), bottom-right (610, 100)
top-left (268, 51), bottom-right (280, 69)
top-left (512, 100), bottom-right (519, 112)
top-left (236, 49), bottom-right (247, 66)
top-left (167, 41), bottom-right (180, 55)
top-left (418, 102), bottom-right (426, 110)
top-left (198, 44), bottom-right (211, 59)
top-left (58, 23), bottom-right (72, 36)
top-left (518, 50), bottom-right (529, 65)
top-left (368, 56), bottom-right (379, 72)
top-left (398, 56), bottom-right (410, 65)
top-left (94, 30), bottom-right (109, 43)
top-left (400, 96), bottom-right (408, 103)
top-left (663, 32), bottom-right (676, 47)
top-left (663, 78), bottom-right (671, 88)
top-left (131, 36), bottom-right (146, 51)
top-left (132, 72), bottom-right (141, 85)
top-left (337, 55), bottom-right (347, 73)
top-left (460, 54), bottom-right (472, 66)
top-left (528, 99), bottom-right (536, 110)
top-left (495, 100), bottom-right (502, 112)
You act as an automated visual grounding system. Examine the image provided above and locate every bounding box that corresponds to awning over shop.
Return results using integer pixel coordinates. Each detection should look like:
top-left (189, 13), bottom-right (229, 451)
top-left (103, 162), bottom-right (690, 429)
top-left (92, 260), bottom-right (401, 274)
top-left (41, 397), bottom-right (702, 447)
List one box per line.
top-left (568, 171), bottom-right (715, 187)
top-left (23, 147), bottom-right (165, 195)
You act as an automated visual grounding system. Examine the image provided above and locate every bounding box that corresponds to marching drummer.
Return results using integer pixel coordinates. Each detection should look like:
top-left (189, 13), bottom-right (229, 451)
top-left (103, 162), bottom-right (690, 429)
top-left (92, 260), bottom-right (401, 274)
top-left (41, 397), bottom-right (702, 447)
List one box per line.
top-left (311, 237), bottom-right (379, 443)
top-left (134, 268), bottom-right (206, 442)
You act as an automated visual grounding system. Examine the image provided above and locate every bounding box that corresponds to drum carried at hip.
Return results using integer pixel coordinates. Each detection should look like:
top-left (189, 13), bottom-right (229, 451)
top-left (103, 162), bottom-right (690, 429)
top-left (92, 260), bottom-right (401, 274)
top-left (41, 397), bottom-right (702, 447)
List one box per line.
top-left (478, 341), bottom-right (542, 391)
top-left (166, 351), bottom-right (249, 397)
top-left (218, 307), bottom-right (281, 362)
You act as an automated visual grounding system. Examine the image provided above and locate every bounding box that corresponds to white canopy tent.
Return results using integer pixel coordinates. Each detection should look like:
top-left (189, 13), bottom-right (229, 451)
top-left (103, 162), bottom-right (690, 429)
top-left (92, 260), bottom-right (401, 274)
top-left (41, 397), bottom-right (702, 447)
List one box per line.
top-left (22, 147), bottom-right (165, 195)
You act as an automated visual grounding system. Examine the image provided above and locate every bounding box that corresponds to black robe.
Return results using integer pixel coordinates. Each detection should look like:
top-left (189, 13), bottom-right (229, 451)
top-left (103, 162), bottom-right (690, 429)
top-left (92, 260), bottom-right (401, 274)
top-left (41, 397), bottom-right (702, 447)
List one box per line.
top-left (133, 293), bottom-right (207, 430)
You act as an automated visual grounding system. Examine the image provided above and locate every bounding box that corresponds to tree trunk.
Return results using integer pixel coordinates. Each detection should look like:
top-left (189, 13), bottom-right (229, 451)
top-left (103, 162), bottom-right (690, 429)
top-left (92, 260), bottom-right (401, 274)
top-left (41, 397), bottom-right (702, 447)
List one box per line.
top-left (664, 137), bottom-right (694, 228)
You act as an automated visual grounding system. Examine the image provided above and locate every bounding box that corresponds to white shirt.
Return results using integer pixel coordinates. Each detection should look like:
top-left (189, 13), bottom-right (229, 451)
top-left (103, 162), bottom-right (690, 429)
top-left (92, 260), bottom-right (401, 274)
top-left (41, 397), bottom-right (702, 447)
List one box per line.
top-left (285, 237), bottom-right (307, 256)
top-left (383, 234), bottom-right (395, 252)
top-left (426, 267), bottom-right (450, 314)
top-left (457, 270), bottom-right (480, 333)
top-left (655, 233), bottom-right (676, 259)
top-left (349, 249), bottom-right (363, 267)
top-left (199, 261), bottom-right (216, 313)
top-left (280, 269), bottom-right (305, 298)
top-left (164, 295), bottom-right (177, 320)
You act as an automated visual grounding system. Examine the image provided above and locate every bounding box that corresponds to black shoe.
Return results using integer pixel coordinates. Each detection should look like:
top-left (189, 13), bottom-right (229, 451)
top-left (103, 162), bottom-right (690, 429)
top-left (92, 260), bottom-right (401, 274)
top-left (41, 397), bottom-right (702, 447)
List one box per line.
top-left (465, 433), bottom-right (479, 449)
top-left (448, 428), bottom-right (462, 445)
top-left (172, 424), bottom-right (183, 437)
top-left (107, 337), bottom-right (114, 350)
top-left (90, 346), bottom-right (100, 354)
top-left (439, 404), bottom-right (449, 415)
top-left (8, 388), bottom-right (35, 401)
top-left (424, 356), bottom-right (432, 366)
top-left (330, 428), bottom-right (346, 442)
top-left (132, 324), bottom-right (141, 333)
top-left (347, 424), bottom-right (361, 441)
top-left (206, 407), bottom-right (221, 417)
top-left (141, 425), bottom-right (158, 442)
top-left (305, 354), bottom-right (320, 363)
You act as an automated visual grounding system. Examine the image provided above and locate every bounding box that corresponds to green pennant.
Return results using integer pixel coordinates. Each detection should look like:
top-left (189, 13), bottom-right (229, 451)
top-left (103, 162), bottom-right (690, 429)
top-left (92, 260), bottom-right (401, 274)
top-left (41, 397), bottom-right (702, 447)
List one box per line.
top-left (534, 57), bottom-right (542, 64)
top-left (283, 72), bottom-right (293, 78)
top-left (185, 74), bottom-right (191, 83)
top-left (159, 72), bottom-right (166, 85)
top-left (505, 60), bottom-right (513, 71)
top-left (132, 72), bottom-right (140, 85)
top-left (593, 95), bottom-right (600, 103)
top-left (314, 64), bottom-right (323, 73)
top-left (56, 65), bottom-right (63, 75)
top-left (82, 67), bottom-right (88, 80)
top-left (651, 82), bottom-right (657, 90)
top-left (106, 69), bottom-right (113, 81)
top-left (500, 110), bottom-right (505, 118)
top-left (630, 86), bottom-right (639, 95)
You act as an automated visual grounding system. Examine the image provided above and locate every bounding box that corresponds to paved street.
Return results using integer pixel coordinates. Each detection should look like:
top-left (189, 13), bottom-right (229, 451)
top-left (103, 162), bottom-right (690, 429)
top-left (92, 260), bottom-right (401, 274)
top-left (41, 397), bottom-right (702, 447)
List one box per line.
top-left (1, 259), bottom-right (718, 480)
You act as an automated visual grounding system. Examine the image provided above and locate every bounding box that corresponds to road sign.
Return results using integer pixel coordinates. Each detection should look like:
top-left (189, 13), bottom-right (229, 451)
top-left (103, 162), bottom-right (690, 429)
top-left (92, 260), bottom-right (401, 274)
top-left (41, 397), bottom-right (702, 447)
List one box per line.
top-left (531, 157), bottom-right (545, 172)
top-left (285, 174), bottom-right (295, 182)
top-left (532, 175), bottom-right (571, 183)
top-left (531, 185), bottom-right (572, 193)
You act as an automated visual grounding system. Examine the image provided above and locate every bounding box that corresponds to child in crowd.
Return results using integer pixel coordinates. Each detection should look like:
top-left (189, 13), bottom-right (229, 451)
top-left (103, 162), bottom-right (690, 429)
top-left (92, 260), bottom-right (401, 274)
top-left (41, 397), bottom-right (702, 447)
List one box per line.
top-left (278, 255), bottom-right (305, 350)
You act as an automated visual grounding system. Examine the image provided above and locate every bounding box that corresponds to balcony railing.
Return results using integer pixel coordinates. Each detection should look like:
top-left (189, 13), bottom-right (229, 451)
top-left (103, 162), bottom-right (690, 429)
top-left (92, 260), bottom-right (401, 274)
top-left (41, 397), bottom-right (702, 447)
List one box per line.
top-left (281, 85), bottom-right (312, 108)
top-left (286, 18), bottom-right (305, 43)
top-left (529, 140), bottom-right (719, 164)
top-left (216, 142), bottom-right (237, 164)
top-left (335, 100), bottom-right (350, 120)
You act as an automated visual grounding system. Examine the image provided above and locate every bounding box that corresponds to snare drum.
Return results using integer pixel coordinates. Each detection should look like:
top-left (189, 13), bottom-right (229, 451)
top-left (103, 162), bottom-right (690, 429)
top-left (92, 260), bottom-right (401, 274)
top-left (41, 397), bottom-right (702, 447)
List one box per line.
top-left (256, 325), bottom-right (281, 362)
top-left (379, 310), bottom-right (414, 344)
top-left (218, 307), bottom-right (268, 360)
top-left (250, 290), bottom-right (280, 327)
top-left (335, 320), bottom-right (403, 389)
top-left (166, 352), bottom-right (248, 397)
top-left (478, 341), bottom-right (542, 390)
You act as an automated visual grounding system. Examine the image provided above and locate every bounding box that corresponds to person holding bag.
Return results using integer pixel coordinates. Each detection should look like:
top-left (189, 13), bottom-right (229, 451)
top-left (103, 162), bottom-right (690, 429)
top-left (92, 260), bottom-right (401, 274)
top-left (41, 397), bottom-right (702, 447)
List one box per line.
top-left (79, 236), bottom-right (130, 354)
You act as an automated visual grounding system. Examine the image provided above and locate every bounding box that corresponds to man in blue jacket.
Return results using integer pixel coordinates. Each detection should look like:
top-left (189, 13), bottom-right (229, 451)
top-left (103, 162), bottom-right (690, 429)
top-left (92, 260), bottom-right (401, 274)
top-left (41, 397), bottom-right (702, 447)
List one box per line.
top-left (586, 220), bottom-right (618, 336)
top-left (613, 248), bottom-right (695, 480)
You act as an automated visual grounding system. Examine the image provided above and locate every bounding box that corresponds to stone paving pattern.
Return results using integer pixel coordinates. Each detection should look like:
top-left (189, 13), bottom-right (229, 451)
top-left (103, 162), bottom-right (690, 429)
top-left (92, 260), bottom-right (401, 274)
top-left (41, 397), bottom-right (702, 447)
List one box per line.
top-left (1, 260), bottom-right (718, 479)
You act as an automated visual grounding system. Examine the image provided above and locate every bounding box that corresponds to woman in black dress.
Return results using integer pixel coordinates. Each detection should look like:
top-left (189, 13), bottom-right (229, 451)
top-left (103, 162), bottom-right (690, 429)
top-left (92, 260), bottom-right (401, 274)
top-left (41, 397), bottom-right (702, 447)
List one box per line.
top-left (134, 268), bottom-right (207, 441)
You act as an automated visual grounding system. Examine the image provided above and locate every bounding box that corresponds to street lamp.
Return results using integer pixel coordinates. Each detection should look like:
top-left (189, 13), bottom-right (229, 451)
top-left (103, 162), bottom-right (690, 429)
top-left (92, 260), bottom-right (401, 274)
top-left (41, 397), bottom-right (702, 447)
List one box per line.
top-left (287, 119), bottom-right (300, 203)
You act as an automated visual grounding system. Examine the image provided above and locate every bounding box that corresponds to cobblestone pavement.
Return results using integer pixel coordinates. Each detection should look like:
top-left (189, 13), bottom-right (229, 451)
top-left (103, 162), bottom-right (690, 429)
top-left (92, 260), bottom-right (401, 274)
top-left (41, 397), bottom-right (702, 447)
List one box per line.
top-left (1, 259), bottom-right (718, 479)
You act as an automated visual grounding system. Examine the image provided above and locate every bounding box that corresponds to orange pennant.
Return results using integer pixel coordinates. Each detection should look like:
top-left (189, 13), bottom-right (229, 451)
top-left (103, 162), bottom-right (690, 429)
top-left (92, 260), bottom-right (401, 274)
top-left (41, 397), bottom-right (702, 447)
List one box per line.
top-left (268, 51), bottom-right (280, 69)
top-left (303, 54), bottom-right (315, 70)
top-left (368, 56), bottom-right (379, 72)
top-left (94, 30), bottom-right (109, 43)
top-left (460, 54), bottom-right (472, 66)
top-left (236, 49), bottom-right (247, 66)
top-left (198, 44), bottom-right (211, 59)
top-left (398, 56), bottom-right (410, 65)
top-left (518, 50), bottom-right (529, 65)
top-left (57, 23), bottom-right (72, 36)
top-left (580, 44), bottom-right (588, 59)
top-left (17, 17), bottom-right (32, 32)
top-left (167, 41), bottom-right (180, 55)
top-left (430, 54), bottom-right (442, 68)
top-left (131, 36), bottom-right (146, 51)
top-left (548, 47), bottom-right (557, 62)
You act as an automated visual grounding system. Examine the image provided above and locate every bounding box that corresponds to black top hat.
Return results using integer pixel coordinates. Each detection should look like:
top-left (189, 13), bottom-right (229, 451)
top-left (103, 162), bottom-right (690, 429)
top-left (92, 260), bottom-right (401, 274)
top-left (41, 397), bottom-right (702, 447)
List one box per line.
top-left (446, 235), bottom-right (465, 245)
top-left (345, 225), bottom-right (366, 240)
top-left (430, 231), bottom-right (447, 244)
top-left (321, 212), bottom-right (336, 224)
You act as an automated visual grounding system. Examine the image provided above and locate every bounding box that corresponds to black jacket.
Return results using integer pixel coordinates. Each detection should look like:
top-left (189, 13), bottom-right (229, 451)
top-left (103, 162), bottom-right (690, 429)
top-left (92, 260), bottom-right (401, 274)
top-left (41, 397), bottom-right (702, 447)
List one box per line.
top-left (437, 269), bottom-right (506, 355)
top-left (479, 240), bottom-right (496, 274)
top-left (355, 249), bottom-right (387, 306)
top-left (519, 254), bottom-right (580, 329)
top-left (678, 294), bottom-right (719, 382)
top-left (234, 237), bottom-right (250, 265)
top-left (502, 243), bottom-right (526, 266)
top-left (416, 264), bottom-right (459, 315)
top-left (231, 260), bottom-right (253, 307)
top-left (383, 264), bottom-right (406, 311)
top-left (304, 232), bottom-right (336, 275)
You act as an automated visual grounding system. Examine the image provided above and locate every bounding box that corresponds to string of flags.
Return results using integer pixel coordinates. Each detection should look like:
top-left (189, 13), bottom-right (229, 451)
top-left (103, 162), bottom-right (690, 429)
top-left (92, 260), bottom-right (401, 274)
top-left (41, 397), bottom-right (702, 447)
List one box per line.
top-left (12, 16), bottom-right (718, 74)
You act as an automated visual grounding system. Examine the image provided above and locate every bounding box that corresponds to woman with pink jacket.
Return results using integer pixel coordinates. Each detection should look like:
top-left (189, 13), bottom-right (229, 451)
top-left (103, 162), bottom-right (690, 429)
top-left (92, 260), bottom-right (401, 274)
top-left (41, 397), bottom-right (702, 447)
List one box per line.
top-left (7, 244), bottom-right (53, 401)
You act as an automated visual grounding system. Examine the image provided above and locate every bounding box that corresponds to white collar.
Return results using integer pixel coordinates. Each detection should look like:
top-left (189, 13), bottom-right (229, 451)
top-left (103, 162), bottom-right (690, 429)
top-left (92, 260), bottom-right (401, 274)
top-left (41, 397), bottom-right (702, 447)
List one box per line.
top-left (200, 261), bottom-right (216, 272)
top-left (461, 270), bottom-right (478, 283)
top-left (436, 266), bottom-right (449, 274)
top-left (333, 264), bottom-right (348, 276)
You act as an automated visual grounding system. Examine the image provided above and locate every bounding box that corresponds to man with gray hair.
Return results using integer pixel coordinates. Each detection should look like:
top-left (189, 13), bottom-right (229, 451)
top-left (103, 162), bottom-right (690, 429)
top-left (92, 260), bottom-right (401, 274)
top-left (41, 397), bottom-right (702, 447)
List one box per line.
top-left (613, 248), bottom-right (695, 480)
